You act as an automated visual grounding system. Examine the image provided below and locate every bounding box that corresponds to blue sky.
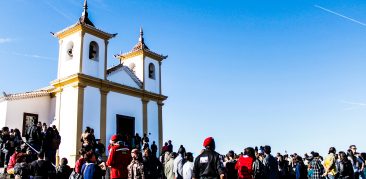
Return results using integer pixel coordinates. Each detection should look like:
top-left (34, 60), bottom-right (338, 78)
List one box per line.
top-left (1, 0), bottom-right (366, 157)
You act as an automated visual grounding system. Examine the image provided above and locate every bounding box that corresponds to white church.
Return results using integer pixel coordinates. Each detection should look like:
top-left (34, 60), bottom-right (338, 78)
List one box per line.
top-left (0, 0), bottom-right (167, 165)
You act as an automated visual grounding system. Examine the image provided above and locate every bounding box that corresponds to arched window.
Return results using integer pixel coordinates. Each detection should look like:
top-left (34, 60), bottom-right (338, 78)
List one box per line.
top-left (148, 63), bottom-right (155, 79)
top-left (66, 41), bottom-right (74, 60)
top-left (89, 41), bottom-right (99, 60)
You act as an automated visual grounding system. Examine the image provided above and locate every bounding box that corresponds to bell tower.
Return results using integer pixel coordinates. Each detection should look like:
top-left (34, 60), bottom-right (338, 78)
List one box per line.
top-left (51, 0), bottom-right (116, 167)
top-left (54, 0), bottom-right (116, 80)
top-left (115, 27), bottom-right (167, 94)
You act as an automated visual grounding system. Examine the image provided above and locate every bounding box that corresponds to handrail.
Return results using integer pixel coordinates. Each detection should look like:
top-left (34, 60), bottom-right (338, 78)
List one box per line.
top-left (22, 140), bottom-right (57, 168)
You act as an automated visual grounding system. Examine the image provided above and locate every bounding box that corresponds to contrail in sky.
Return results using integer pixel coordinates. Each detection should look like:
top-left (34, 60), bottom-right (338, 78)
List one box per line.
top-left (314, 5), bottom-right (366, 27)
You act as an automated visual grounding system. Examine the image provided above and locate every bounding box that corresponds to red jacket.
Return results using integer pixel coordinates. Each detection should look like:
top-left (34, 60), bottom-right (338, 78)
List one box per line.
top-left (7, 152), bottom-right (19, 170)
top-left (235, 155), bottom-right (254, 179)
top-left (106, 145), bottom-right (131, 179)
top-left (74, 157), bottom-right (85, 173)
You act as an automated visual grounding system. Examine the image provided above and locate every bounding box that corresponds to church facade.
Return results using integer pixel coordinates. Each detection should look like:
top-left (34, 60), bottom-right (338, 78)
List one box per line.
top-left (0, 0), bottom-right (167, 165)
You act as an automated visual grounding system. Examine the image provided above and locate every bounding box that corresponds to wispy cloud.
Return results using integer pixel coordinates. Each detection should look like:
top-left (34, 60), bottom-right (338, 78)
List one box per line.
top-left (0, 51), bottom-right (56, 61)
top-left (314, 5), bottom-right (366, 27)
top-left (42, 0), bottom-right (75, 22)
top-left (12, 52), bottom-right (56, 61)
top-left (0, 38), bottom-right (13, 44)
top-left (341, 100), bottom-right (366, 110)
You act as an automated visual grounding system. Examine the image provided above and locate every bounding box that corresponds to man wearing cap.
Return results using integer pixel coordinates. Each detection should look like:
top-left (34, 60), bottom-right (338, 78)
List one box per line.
top-left (192, 137), bottom-right (225, 179)
top-left (106, 134), bottom-right (131, 179)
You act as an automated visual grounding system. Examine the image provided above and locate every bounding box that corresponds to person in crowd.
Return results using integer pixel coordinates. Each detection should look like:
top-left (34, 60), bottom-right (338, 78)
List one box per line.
top-left (348, 145), bottom-right (361, 179)
top-left (323, 147), bottom-right (337, 179)
top-left (56, 158), bottom-right (72, 179)
top-left (42, 123), bottom-right (48, 136)
top-left (135, 133), bottom-right (142, 150)
top-left (165, 152), bottom-right (176, 179)
top-left (294, 156), bottom-right (307, 179)
top-left (81, 127), bottom-right (93, 151)
top-left (161, 142), bottom-right (168, 153)
top-left (174, 146), bottom-right (185, 179)
top-left (167, 140), bottom-right (173, 153)
top-left (192, 137), bottom-right (226, 179)
top-left (74, 148), bottom-right (87, 174)
top-left (142, 133), bottom-right (149, 150)
top-left (12, 128), bottom-right (23, 148)
top-left (128, 149), bottom-right (145, 179)
top-left (356, 152), bottom-right (365, 179)
top-left (183, 152), bottom-right (194, 179)
top-left (2, 126), bottom-right (13, 170)
top-left (6, 146), bottom-right (23, 175)
top-left (25, 120), bottom-right (42, 161)
top-left (82, 151), bottom-right (105, 179)
top-left (337, 151), bottom-right (354, 179)
top-left (13, 153), bottom-right (31, 179)
top-left (151, 141), bottom-right (157, 158)
top-left (29, 150), bottom-right (56, 179)
top-left (94, 139), bottom-right (106, 162)
top-left (142, 148), bottom-right (162, 179)
top-left (253, 150), bottom-right (265, 179)
top-left (308, 152), bottom-right (324, 179)
top-left (262, 145), bottom-right (279, 179)
top-left (106, 134), bottom-right (131, 179)
top-left (224, 150), bottom-right (238, 179)
top-left (277, 154), bottom-right (289, 178)
top-left (236, 147), bottom-right (255, 179)
top-left (43, 127), bottom-right (57, 165)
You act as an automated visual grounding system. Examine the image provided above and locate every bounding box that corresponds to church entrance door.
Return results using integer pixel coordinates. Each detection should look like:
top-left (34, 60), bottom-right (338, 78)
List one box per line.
top-left (116, 114), bottom-right (135, 148)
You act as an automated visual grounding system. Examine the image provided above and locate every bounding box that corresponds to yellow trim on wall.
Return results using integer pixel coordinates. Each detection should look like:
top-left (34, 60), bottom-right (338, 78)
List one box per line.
top-left (56, 24), bottom-right (115, 40)
top-left (51, 73), bottom-right (167, 102)
top-left (117, 50), bottom-right (166, 62)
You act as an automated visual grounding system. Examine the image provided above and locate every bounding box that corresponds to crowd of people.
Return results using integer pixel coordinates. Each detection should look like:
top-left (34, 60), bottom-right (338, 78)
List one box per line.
top-left (0, 122), bottom-right (365, 179)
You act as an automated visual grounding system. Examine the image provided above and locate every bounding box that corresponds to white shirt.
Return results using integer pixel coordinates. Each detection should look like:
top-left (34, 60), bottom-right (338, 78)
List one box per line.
top-left (173, 154), bottom-right (183, 177)
top-left (183, 161), bottom-right (194, 179)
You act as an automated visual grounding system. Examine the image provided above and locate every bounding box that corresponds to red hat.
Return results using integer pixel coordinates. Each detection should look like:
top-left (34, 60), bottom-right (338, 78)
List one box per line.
top-left (203, 137), bottom-right (214, 147)
top-left (110, 135), bottom-right (118, 142)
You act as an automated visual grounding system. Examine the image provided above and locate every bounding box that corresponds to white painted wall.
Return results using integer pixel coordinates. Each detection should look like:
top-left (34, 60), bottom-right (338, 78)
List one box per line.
top-left (0, 101), bottom-right (8, 128)
top-left (82, 33), bottom-right (106, 79)
top-left (122, 56), bottom-right (144, 82)
top-left (106, 92), bottom-right (143, 149)
top-left (107, 68), bottom-right (140, 88)
top-left (49, 97), bottom-right (57, 126)
top-left (147, 101), bottom-right (159, 150)
top-left (58, 32), bottom-right (82, 79)
top-left (57, 86), bottom-right (78, 166)
top-left (144, 57), bottom-right (160, 94)
top-left (83, 86), bottom-right (101, 139)
top-left (5, 96), bottom-right (52, 132)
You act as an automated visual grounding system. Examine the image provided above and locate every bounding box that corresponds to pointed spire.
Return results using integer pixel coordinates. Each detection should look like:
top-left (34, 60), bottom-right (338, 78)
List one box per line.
top-left (78, 0), bottom-right (94, 27)
top-left (82, 0), bottom-right (88, 17)
top-left (139, 27), bottom-right (144, 43)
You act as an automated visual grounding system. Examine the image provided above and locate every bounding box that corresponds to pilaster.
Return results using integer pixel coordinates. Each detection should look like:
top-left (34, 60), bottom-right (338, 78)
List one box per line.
top-left (142, 98), bottom-right (149, 134)
top-left (157, 100), bottom-right (164, 155)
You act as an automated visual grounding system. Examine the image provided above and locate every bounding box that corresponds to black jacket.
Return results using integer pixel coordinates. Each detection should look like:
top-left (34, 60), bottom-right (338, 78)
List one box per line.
top-left (193, 149), bottom-right (225, 179)
top-left (30, 159), bottom-right (56, 179)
